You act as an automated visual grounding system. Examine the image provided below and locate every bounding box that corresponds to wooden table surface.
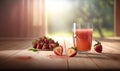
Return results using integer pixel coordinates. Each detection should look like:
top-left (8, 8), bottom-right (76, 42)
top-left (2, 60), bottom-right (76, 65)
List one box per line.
top-left (0, 37), bottom-right (120, 71)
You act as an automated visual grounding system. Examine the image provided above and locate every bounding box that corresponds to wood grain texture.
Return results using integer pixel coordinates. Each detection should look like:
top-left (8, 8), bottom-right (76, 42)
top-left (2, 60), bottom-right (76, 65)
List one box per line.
top-left (0, 39), bottom-right (120, 70)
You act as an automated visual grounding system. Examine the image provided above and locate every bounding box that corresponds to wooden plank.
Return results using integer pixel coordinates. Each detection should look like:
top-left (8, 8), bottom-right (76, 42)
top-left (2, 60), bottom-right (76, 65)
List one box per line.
top-left (0, 41), bottom-right (16, 46)
top-left (102, 41), bottom-right (120, 50)
top-left (85, 41), bottom-right (120, 69)
top-left (0, 41), bottom-right (32, 63)
top-left (65, 39), bottom-right (99, 70)
top-left (0, 48), bottom-right (67, 70)
top-left (0, 38), bottom-right (120, 70)
top-left (65, 39), bottom-right (120, 70)
top-left (0, 40), bottom-right (31, 49)
top-left (68, 53), bottom-right (99, 70)
top-left (0, 40), bottom-right (68, 70)
top-left (87, 54), bottom-right (120, 69)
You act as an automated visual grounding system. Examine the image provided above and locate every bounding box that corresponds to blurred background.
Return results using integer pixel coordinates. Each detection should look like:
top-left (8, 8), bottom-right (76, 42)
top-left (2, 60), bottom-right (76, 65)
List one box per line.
top-left (46, 0), bottom-right (114, 38)
top-left (0, 0), bottom-right (120, 39)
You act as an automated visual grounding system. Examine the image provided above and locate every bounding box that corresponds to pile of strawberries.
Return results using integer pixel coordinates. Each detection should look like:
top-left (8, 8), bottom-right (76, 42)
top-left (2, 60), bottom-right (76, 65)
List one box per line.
top-left (31, 36), bottom-right (102, 57)
top-left (31, 36), bottom-right (77, 57)
top-left (32, 36), bottom-right (59, 50)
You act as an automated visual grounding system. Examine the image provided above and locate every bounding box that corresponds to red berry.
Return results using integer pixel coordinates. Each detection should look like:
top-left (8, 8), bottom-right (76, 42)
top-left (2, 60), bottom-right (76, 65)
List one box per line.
top-left (37, 42), bottom-right (43, 49)
top-left (94, 40), bottom-right (102, 53)
top-left (49, 43), bottom-right (55, 49)
top-left (67, 47), bottom-right (77, 57)
top-left (49, 39), bottom-right (54, 43)
top-left (55, 41), bottom-right (59, 47)
top-left (53, 45), bottom-right (63, 56)
top-left (42, 43), bottom-right (49, 49)
top-left (32, 40), bottom-right (38, 49)
top-left (33, 42), bottom-right (37, 49)
top-left (39, 37), bottom-right (44, 42)
top-left (43, 38), bottom-right (49, 44)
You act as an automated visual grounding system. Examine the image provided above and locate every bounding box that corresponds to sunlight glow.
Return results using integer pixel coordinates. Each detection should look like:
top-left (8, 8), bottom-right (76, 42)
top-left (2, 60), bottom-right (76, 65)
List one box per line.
top-left (45, 0), bottom-right (72, 36)
top-left (45, 0), bottom-right (71, 13)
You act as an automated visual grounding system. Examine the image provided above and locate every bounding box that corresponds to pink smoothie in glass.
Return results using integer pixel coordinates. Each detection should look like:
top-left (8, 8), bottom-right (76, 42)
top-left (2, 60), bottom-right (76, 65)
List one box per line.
top-left (73, 29), bottom-right (93, 51)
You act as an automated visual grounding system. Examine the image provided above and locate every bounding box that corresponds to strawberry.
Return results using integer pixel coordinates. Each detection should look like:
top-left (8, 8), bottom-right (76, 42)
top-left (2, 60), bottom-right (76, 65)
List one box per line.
top-left (49, 43), bottom-right (56, 49)
top-left (55, 41), bottom-right (59, 46)
top-left (32, 40), bottom-right (38, 49)
top-left (53, 45), bottom-right (63, 56)
top-left (67, 47), bottom-right (77, 57)
top-left (42, 43), bottom-right (49, 49)
top-left (37, 42), bottom-right (44, 49)
top-left (94, 40), bottom-right (102, 53)
top-left (49, 39), bottom-right (54, 44)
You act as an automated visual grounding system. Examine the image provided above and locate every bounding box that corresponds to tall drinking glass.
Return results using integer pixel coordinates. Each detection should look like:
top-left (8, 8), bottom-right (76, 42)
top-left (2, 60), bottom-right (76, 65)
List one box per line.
top-left (73, 23), bottom-right (93, 52)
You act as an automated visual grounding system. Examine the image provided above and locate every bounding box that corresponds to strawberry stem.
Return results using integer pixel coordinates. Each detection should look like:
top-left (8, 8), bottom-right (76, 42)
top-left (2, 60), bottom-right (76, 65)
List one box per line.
top-left (95, 40), bottom-right (101, 44)
top-left (71, 46), bottom-right (77, 51)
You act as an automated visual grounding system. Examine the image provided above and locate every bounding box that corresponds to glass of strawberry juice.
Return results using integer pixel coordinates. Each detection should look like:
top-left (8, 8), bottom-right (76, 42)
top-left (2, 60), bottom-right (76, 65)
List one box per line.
top-left (73, 23), bottom-right (93, 52)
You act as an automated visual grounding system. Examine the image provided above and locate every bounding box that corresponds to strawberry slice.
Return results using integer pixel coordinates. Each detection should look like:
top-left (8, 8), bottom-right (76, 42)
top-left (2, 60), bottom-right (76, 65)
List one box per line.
top-left (53, 45), bottom-right (63, 56)
top-left (67, 47), bottom-right (77, 57)
top-left (94, 40), bottom-right (102, 53)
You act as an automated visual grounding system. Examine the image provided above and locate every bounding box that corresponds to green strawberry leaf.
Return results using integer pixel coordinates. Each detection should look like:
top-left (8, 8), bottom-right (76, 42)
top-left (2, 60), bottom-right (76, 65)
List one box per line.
top-left (71, 46), bottom-right (77, 51)
top-left (48, 38), bottom-right (52, 41)
top-left (29, 48), bottom-right (39, 52)
top-left (32, 39), bottom-right (38, 45)
top-left (94, 40), bottom-right (101, 46)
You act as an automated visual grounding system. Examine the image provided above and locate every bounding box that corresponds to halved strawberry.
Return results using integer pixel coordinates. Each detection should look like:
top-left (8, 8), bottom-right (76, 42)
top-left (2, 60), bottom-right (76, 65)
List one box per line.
top-left (94, 40), bottom-right (102, 53)
top-left (67, 47), bottom-right (77, 57)
top-left (53, 45), bottom-right (63, 56)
